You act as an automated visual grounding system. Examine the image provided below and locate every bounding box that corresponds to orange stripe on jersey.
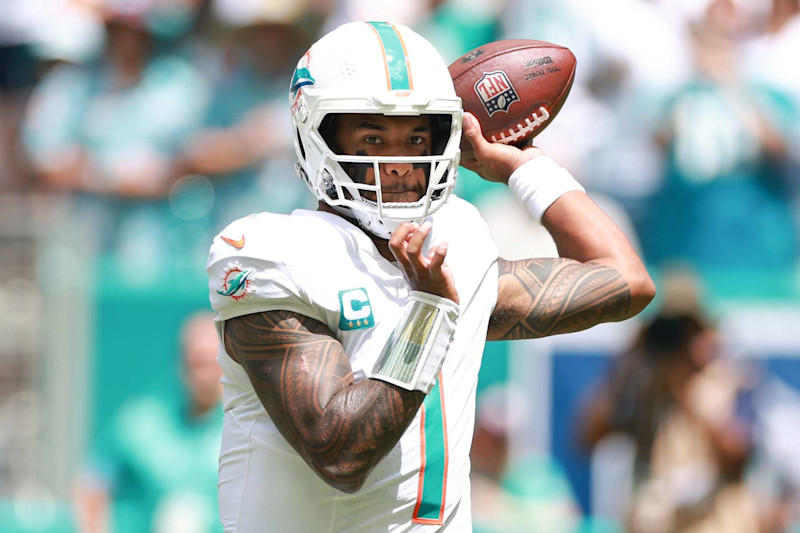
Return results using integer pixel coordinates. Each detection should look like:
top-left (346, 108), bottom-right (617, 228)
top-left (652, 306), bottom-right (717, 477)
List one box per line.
top-left (439, 374), bottom-right (449, 515)
top-left (413, 403), bottom-right (428, 519)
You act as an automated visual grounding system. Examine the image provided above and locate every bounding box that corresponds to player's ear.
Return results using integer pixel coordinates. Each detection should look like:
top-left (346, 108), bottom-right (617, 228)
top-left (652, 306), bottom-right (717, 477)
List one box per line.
top-left (431, 114), bottom-right (452, 156)
top-left (319, 115), bottom-right (342, 154)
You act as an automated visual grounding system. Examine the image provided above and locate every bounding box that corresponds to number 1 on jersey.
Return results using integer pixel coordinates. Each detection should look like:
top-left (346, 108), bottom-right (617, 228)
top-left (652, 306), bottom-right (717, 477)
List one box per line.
top-left (412, 374), bottom-right (448, 524)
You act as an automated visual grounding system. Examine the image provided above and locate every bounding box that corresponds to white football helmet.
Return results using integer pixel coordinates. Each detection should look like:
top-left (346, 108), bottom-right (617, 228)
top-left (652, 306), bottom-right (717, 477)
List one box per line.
top-left (289, 21), bottom-right (462, 239)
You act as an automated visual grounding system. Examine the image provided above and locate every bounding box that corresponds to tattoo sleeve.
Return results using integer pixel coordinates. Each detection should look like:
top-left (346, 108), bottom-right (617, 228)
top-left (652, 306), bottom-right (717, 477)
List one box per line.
top-left (224, 310), bottom-right (425, 493)
top-left (488, 258), bottom-right (632, 341)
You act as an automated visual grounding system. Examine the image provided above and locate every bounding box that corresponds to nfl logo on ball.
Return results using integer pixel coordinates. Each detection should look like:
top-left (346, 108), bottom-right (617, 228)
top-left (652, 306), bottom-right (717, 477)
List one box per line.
top-left (474, 71), bottom-right (519, 116)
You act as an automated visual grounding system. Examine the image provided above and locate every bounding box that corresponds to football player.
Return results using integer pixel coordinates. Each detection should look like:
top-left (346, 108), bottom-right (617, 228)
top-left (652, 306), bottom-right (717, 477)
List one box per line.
top-left (207, 21), bottom-right (655, 532)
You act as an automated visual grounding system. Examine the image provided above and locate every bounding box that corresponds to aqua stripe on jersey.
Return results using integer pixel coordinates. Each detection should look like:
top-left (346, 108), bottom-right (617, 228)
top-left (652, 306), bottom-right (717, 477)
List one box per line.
top-left (416, 380), bottom-right (447, 521)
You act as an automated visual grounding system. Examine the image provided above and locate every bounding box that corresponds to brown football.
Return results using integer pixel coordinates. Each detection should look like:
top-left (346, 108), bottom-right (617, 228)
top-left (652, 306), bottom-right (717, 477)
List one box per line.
top-left (449, 39), bottom-right (576, 145)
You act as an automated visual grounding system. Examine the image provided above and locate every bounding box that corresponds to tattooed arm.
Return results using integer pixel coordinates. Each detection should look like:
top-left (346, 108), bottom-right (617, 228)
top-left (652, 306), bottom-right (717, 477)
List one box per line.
top-left (224, 310), bottom-right (425, 494)
top-left (221, 220), bottom-right (456, 494)
top-left (458, 114), bottom-right (655, 340)
top-left (488, 192), bottom-right (656, 341)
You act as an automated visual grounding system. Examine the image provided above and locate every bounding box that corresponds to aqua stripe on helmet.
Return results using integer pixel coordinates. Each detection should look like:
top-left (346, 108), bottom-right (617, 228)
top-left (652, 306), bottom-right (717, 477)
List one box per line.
top-left (367, 21), bottom-right (412, 91)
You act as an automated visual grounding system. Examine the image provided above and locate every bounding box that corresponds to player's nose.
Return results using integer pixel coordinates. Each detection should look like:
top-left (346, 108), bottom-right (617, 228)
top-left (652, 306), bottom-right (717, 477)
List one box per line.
top-left (381, 161), bottom-right (414, 177)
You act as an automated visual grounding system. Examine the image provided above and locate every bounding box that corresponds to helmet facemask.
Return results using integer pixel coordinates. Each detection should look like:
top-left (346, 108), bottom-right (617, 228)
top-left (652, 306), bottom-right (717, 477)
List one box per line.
top-left (311, 112), bottom-right (459, 238)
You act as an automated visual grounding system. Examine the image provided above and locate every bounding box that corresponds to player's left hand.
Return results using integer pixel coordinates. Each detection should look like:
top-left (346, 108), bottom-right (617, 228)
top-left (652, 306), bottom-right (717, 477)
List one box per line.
top-left (460, 112), bottom-right (545, 184)
top-left (389, 221), bottom-right (459, 305)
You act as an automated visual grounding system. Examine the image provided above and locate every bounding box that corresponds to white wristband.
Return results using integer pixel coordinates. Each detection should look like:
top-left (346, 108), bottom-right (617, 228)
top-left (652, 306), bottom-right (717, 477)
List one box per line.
top-left (369, 291), bottom-right (459, 394)
top-left (508, 156), bottom-right (585, 221)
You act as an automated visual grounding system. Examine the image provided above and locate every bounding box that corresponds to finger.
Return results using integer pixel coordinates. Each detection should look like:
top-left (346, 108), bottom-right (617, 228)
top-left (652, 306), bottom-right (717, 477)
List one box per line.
top-left (389, 222), bottom-right (416, 248)
top-left (428, 242), bottom-right (448, 276)
top-left (405, 221), bottom-right (432, 265)
top-left (388, 222), bottom-right (416, 266)
top-left (462, 112), bottom-right (491, 155)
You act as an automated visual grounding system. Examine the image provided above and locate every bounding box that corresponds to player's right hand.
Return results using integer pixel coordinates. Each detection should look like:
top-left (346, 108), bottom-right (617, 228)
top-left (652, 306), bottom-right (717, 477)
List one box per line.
top-left (389, 221), bottom-right (459, 305)
top-left (460, 112), bottom-right (545, 184)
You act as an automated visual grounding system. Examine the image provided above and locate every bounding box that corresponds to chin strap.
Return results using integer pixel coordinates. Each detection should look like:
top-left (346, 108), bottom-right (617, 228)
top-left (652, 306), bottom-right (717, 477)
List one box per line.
top-left (352, 210), bottom-right (405, 240)
top-left (330, 203), bottom-right (411, 240)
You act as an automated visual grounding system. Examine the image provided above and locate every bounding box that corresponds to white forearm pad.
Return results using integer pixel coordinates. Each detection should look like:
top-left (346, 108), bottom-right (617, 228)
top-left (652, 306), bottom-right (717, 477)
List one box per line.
top-left (369, 291), bottom-right (459, 394)
top-left (508, 156), bottom-right (585, 221)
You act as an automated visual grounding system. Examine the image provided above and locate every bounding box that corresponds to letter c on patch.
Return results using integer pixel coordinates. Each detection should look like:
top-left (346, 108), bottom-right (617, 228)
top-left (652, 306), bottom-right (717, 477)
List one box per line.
top-left (341, 289), bottom-right (371, 321)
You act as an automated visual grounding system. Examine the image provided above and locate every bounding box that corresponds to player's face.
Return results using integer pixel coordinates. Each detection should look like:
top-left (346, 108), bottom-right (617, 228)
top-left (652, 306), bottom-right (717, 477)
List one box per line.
top-left (333, 114), bottom-right (432, 203)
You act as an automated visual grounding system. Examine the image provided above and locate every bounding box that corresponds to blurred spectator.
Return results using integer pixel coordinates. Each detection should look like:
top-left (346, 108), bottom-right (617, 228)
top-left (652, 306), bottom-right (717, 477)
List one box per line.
top-left (178, 0), bottom-right (317, 229)
top-left (23, 1), bottom-right (208, 199)
top-left (743, 0), bottom-right (800, 102)
top-left (747, 375), bottom-right (800, 532)
top-left (322, 0), bottom-right (432, 33)
top-left (418, 0), bottom-right (508, 62)
top-left (74, 311), bottom-right (223, 533)
top-left (742, 0), bottom-right (800, 219)
top-left (498, 0), bottom-right (692, 225)
top-left (471, 384), bottom-right (581, 533)
top-left (0, 0), bottom-right (44, 191)
top-left (643, 0), bottom-right (798, 277)
top-left (319, 0), bottom-right (504, 63)
top-left (581, 269), bottom-right (763, 532)
top-left (28, 1), bottom-right (105, 68)
top-left (21, 0), bottom-right (210, 268)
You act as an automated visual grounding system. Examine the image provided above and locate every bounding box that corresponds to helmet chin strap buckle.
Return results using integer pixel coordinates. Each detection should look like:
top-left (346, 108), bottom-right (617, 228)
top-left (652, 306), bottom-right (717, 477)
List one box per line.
top-left (321, 170), bottom-right (336, 198)
top-left (324, 204), bottom-right (392, 240)
top-left (353, 210), bottom-right (430, 241)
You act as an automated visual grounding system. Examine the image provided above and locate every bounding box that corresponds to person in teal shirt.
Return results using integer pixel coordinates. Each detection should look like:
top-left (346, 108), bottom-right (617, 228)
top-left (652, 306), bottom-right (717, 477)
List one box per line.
top-left (75, 312), bottom-right (224, 533)
top-left (643, 20), bottom-right (798, 286)
top-left (22, 10), bottom-right (211, 271)
top-left (470, 385), bottom-right (582, 533)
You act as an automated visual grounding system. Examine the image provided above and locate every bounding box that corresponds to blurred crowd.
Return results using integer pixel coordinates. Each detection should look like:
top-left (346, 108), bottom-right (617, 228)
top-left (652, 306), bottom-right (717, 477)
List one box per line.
top-left (1, 0), bottom-right (800, 531)
top-left (1, 0), bottom-right (799, 287)
top-left (581, 270), bottom-right (800, 533)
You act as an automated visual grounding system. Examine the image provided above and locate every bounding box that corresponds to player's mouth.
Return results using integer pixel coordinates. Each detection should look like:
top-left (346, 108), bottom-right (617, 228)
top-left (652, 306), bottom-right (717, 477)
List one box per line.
top-left (361, 183), bottom-right (425, 203)
top-left (380, 189), bottom-right (424, 203)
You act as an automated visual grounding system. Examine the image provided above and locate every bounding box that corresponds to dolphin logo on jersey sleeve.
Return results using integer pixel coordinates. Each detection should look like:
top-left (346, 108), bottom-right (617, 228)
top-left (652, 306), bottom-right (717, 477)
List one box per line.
top-left (217, 262), bottom-right (254, 301)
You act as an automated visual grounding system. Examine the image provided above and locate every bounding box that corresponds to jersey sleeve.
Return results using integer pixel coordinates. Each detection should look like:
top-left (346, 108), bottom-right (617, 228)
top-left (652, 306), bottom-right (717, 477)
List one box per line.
top-left (206, 216), bottom-right (327, 324)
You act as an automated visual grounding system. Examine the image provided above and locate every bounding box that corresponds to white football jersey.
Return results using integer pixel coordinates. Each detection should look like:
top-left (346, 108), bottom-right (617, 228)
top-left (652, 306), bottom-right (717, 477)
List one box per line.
top-left (207, 196), bottom-right (499, 532)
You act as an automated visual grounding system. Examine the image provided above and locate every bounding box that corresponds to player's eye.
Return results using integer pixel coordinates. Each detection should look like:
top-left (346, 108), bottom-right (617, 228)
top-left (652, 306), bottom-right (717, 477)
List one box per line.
top-left (408, 136), bottom-right (427, 145)
top-left (363, 135), bottom-right (382, 145)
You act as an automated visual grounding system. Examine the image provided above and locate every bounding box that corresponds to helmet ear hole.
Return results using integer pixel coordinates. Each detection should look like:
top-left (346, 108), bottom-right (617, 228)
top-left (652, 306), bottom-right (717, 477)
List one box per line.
top-left (431, 114), bottom-right (452, 156)
top-left (319, 115), bottom-right (341, 154)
